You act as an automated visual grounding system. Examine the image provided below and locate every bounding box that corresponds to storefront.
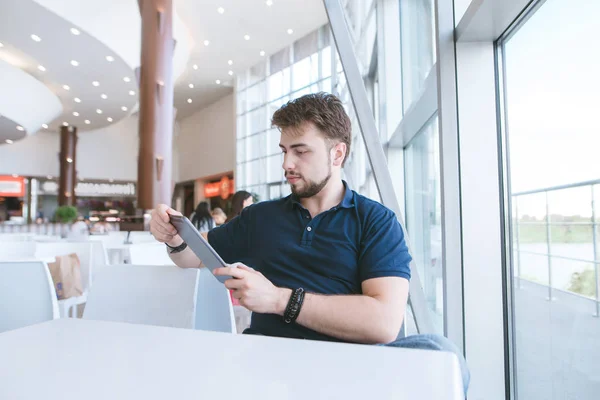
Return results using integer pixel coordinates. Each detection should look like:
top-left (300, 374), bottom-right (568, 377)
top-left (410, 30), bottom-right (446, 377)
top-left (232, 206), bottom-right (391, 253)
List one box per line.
top-left (36, 179), bottom-right (137, 222)
top-left (0, 175), bottom-right (26, 223)
top-left (174, 174), bottom-right (235, 218)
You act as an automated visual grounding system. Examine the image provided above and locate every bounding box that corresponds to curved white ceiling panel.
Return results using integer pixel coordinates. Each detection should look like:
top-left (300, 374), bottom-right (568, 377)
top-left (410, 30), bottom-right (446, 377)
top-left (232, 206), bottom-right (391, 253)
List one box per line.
top-left (32, 0), bottom-right (191, 81)
top-left (0, 59), bottom-right (62, 142)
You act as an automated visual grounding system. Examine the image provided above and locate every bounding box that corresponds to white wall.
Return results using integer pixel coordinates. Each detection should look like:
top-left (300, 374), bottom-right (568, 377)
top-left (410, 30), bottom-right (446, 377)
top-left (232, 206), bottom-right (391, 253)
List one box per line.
top-left (0, 116), bottom-right (139, 180)
top-left (177, 94), bottom-right (235, 183)
top-left (77, 116), bottom-right (139, 181)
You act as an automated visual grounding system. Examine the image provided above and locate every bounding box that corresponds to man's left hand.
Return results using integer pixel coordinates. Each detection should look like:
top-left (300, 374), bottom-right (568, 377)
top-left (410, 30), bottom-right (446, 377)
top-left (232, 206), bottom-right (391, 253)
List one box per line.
top-left (214, 264), bottom-right (291, 315)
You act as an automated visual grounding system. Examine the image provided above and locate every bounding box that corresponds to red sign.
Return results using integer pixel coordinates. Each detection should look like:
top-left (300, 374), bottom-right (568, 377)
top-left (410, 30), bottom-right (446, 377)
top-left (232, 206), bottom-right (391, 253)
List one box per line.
top-left (204, 176), bottom-right (234, 199)
top-left (0, 176), bottom-right (25, 197)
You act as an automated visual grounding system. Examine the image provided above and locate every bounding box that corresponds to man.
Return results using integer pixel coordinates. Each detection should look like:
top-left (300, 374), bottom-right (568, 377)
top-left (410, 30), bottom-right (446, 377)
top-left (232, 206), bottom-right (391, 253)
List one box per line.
top-left (150, 93), bottom-right (468, 391)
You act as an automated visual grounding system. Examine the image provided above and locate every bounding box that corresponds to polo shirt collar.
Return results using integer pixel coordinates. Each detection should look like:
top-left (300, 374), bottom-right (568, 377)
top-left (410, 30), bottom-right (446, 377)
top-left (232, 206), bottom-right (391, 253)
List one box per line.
top-left (288, 180), bottom-right (355, 209)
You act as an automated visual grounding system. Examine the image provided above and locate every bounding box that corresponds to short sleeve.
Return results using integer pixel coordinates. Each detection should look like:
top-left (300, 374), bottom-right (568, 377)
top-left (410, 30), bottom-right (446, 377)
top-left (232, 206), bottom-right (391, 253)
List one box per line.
top-left (358, 208), bottom-right (412, 282)
top-left (207, 208), bottom-right (251, 264)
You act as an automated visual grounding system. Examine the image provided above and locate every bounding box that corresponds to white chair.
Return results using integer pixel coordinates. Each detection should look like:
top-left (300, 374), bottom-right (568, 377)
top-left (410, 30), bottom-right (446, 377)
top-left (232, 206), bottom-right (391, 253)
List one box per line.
top-left (34, 242), bottom-right (94, 318)
top-left (0, 241), bottom-right (36, 260)
top-left (128, 243), bottom-right (236, 333)
top-left (128, 243), bottom-right (174, 265)
top-left (0, 261), bottom-right (59, 333)
top-left (83, 265), bottom-right (199, 329)
top-left (195, 268), bottom-right (237, 333)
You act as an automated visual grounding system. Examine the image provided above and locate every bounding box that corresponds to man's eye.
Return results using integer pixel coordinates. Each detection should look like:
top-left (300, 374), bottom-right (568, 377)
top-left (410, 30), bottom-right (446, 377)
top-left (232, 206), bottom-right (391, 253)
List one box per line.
top-left (296, 150), bottom-right (306, 155)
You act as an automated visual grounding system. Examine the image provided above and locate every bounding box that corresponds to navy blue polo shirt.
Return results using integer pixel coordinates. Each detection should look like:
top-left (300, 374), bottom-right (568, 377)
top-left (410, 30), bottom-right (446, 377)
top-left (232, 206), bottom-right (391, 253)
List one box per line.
top-left (207, 181), bottom-right (411, 342)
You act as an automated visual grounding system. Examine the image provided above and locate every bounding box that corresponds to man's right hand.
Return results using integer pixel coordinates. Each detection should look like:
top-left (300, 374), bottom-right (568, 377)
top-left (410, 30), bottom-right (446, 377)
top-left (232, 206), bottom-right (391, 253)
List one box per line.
top-left (150, 204), bottom-right (183, 247)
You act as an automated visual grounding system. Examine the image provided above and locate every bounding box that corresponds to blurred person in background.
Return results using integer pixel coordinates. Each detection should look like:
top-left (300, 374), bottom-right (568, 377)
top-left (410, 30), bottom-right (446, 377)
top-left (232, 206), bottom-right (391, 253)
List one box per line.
top-left (226, 190), bottom-right (253, 223)
top-left (211, 207), bottom-right (227, 226)
top-left (190, 201), bottom-right (215, 233)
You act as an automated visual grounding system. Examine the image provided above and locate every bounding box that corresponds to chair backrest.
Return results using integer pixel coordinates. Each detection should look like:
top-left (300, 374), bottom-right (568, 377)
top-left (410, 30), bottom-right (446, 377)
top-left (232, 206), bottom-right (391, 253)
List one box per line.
top-left (0, 241), bottom-right (36, 260)
top-left (83, 265), bottom-right (199, 329)
top-left (89, 240), bottom-right (109, 271)
top-left (126, 245), bottom-right (235, 333)
top-left (0, 261), bottom-right (59, 333)
top-left (195, 268), bottom-right (236, 333)
top-left (128, 243), bottom-right (174, 266)
top-left (34, 242), bottom-right (94, 292)
top-left (128, 231), bottom-right (158, 244)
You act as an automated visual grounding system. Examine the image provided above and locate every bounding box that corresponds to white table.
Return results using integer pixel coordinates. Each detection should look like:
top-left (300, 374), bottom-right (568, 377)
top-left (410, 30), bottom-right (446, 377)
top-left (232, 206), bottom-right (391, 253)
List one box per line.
top-left (0, 319), bottom-right (463, 400)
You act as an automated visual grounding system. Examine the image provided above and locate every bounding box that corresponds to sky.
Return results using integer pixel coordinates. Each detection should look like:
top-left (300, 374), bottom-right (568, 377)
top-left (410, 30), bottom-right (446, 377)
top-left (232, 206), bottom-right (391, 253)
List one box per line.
top-left (503, 0), bottom-right (600, 217)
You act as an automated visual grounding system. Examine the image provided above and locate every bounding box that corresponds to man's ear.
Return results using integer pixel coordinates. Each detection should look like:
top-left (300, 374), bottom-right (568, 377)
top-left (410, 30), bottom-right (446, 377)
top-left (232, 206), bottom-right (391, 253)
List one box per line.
top-left (331, 142), bottom-right (347, 167)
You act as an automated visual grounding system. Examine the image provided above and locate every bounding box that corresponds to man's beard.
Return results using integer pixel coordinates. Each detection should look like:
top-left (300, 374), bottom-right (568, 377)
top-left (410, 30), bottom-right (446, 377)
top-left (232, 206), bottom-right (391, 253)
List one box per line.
top-left (288, 167), bottom-right (332, 198)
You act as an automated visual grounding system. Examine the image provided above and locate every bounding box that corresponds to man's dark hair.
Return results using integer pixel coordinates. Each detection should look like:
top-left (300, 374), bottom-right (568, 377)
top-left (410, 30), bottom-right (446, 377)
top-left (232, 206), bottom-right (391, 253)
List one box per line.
top-left (271, 92), bottom-right (352, 166)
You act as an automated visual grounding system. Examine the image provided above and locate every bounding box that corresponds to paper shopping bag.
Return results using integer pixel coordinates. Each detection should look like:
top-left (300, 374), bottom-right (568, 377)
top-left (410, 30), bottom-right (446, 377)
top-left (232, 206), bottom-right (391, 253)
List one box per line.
top-left (48, 253), bottom-right (83, 300)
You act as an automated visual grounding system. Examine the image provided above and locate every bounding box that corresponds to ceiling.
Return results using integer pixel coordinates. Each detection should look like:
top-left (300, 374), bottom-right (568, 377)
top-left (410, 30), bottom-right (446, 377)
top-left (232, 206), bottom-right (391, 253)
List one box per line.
top-left (173, 0), bottom-right (329, 117)
top-left (0, 0), bottom-right (328, 144)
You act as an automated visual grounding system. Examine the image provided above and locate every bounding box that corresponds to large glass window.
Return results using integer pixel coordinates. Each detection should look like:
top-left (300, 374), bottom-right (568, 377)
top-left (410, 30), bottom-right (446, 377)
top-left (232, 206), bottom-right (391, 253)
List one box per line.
top-left (235, 27), bottom-right (332, 200)
top-left (400, 0), bottom-right (436, 112)
top-left (405, 116), bottom-right (442, 331)
top-left (501, 0), bottom-right (600, 398)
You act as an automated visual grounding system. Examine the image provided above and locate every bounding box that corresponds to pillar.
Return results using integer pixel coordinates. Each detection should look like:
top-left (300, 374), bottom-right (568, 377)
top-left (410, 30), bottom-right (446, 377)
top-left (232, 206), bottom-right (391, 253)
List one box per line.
top-left (58, 125), bottom-right (77, 206)
top-left (137, 0), bottom-right (175, 210)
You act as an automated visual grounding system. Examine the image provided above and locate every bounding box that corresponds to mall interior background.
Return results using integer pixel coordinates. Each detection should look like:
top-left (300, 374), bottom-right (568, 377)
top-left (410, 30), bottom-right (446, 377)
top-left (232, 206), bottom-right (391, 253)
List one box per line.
top-left (0, 0), bottom-right (598, 399)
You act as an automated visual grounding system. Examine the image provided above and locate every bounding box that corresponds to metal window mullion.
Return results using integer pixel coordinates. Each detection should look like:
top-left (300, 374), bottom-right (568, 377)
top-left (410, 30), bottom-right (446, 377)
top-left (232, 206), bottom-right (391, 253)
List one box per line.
top-left (591, 185), bottom-right (599, 316)
top-left (545, 191), bottom-right (553, 300)
top-left (324, 0), bottom-right (434, 334)
top-left (433, 0), bottom-right (464, 349)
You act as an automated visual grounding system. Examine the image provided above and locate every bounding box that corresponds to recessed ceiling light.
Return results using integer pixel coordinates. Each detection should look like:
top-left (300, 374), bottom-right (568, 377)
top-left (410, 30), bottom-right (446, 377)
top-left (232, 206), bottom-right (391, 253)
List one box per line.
top-left (92, 81), bottom-right (100, 87)
top-left (260, 50), bottom-right (266, 56)
top-left (187, 98), bottom-right (192, 104)
top-left (96, 109), bottom-right (103, 114)
top-left (5, 139), bottom-right (14, 144)
top-left (84, 120), bottom-right (91, 124)
top-left (188, 83), bottom-right (194, 89)
top-left (37, 65), bottom-right (46, 72)
top-left (74, 97), bottom-right (81, 103)
top-left (121, 106), bottom-right (128, 111)
top-left (204, 40), bottom-right (210, 46)
top-left (193, 64), bottom-right (198, 70)
top-left (42, 124), bottom-right (48, 129)
top-left (244, 35), bottom-right (250, 41)
top-left (123, 77), bottom-right (131, 82)
top-left (107, 117), bottom-right (113, 122)
top-left (266, 0), bottom-right (273, 6)
top-left (62, 84), bottom-right (70, 91)
top-left (129, 90), bottom-right (135, 96)
top-left (70, 28), bottom-right (80, 35)
top-left (70, 60), bottom-right (79, 67)
top-left (16, 125), bottom-right (24, 131)
top-left (106, 55), bottom-right (114, 62)
top-left (101, 94), bottom-right (107, 99)
top-left (217, 7), bottom-right (225, 14)
top-left (228, 60), bottom-right (233, 66)
top-left (228, 70), bottom-right (233, 76)
top-left (62, 122), bottom-right (69, 126)
top-left (31, 34), bottom-right (41, 42)
top-left (287, 29), bottom-right (294, 35)
top-left (73, 111), bottom-right (79, 117)
top-left (216, 79), bottom-right (221, 84)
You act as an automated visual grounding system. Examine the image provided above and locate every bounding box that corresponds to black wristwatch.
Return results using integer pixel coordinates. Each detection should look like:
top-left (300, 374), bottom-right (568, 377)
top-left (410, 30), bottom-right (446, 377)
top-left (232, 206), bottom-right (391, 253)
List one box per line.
top-left (166, 241), bottom-right (188, 254)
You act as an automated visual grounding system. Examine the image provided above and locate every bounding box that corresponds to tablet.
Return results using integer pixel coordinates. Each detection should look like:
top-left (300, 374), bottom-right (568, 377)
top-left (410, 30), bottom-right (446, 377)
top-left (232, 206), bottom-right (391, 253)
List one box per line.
top-left (169, 215), bottom-right (231, 284)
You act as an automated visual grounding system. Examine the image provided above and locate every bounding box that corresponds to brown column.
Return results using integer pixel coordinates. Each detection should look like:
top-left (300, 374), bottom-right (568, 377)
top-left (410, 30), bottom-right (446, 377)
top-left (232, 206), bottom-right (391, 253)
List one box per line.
top-left (58, 125), bottom-right (78, 206)
top-left (137, 0), bottom-right (175, 210)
